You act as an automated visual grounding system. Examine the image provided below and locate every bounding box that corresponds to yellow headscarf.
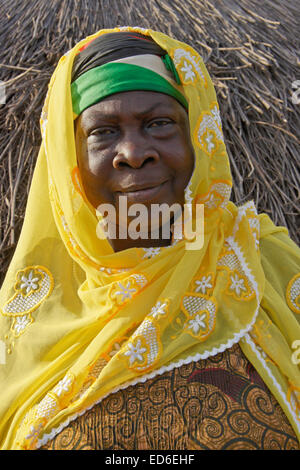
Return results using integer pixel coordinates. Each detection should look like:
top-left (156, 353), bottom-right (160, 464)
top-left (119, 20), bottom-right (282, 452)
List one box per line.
top-left (0, 27), bottom-right (299, 449)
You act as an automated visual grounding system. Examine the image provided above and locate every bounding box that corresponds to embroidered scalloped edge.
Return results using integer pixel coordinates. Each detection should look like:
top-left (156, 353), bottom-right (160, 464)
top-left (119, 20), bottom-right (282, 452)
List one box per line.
top-left (230, 201), bottom-right (256, 239)
top-left (242, 333), bottom-right (300, 436)
top-left (225, 234), bottom-right (259, 302)
top-left (36, 306), bottom-right (259, 449)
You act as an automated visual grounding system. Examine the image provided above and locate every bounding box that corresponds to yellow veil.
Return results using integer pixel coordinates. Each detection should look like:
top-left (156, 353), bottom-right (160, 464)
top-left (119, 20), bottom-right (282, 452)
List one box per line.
top-left (0, 27), bottom-right (299, 449)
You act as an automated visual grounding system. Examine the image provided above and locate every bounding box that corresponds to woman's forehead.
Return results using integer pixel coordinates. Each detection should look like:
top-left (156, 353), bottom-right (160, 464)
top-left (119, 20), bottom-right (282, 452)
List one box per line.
top-left (78, 91), bottom-right (186, 127)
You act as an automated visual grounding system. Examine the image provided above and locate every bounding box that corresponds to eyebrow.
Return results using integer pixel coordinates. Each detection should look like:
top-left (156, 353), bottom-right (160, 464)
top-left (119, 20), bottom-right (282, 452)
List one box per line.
top-left (86, 101), bottom-right (176, 123)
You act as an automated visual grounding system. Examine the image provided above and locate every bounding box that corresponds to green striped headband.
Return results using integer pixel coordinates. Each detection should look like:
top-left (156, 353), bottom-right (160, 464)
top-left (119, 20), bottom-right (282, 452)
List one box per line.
top-left (71, 54), bottom-right (188, 117)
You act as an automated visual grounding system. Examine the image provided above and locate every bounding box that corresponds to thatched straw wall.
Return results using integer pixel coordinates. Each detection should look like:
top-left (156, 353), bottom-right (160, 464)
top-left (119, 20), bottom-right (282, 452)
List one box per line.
top-left (0, 0), bottom-right (299, 287)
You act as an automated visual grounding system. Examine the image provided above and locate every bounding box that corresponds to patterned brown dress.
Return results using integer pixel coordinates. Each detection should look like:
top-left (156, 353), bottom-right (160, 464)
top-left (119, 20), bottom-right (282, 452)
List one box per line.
top-left (41, 343), bottom-right (299, 450)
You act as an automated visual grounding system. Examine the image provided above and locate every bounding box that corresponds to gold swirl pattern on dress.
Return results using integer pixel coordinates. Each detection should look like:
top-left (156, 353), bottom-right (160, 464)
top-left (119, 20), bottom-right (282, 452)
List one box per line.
top-left (40, 343), bottom-right (299, 451)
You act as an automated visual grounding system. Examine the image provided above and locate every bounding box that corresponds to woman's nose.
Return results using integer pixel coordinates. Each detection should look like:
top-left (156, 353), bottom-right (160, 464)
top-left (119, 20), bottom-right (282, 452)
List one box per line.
top-left (112, 131), bottom-right (160, 169)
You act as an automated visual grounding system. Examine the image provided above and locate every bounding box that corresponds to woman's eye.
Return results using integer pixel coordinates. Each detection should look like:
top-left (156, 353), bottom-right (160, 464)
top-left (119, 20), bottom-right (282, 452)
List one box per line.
top-left (149, 120), bottom-right (172, 128)
top-left (90, 127), bottom-right (117, 137)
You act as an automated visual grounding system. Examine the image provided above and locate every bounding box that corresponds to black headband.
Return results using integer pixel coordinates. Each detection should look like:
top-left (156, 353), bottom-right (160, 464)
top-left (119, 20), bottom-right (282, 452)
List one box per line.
top-left (71, 32), bottom-right (167, 83)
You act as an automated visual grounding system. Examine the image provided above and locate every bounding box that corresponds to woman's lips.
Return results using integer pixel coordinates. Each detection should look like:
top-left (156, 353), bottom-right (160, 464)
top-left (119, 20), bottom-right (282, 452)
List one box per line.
top-left (115, 180), bottom-right (170, 203)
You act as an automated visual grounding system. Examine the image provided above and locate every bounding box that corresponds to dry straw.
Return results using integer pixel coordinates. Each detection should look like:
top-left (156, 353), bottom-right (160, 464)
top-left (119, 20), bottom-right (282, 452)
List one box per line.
top-left (0, 0), bottom-right (299, 286)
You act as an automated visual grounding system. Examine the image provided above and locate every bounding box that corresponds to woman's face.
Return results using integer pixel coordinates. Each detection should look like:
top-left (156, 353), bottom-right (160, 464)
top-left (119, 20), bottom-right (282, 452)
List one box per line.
top-left (75, 90), bottom-right (194, 249)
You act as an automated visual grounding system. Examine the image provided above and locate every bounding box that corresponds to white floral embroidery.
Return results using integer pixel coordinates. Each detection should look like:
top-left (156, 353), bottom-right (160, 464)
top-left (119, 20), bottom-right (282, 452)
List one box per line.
top-left (26, 423), bottom-right (43, 446)
top-left (142, 247), bottom-right (161, 259)
top-left (205, 192), bottom-right (222, 209)
top-left (114, 282), bottom-right (137, 302)
top-left (126, 319), bottom-right (160, 371)
top-left (187, 313), bottom-right (207, 334)
top-left (201, 183), bottom-right (231, 211)
top-left (20, 270), bottom-right (40, 295)
top-left (13, 315), bottom-right (31, 334)
top-left (2, 267), bottom-right (53, 347)
top-left (197, 113), bottom-right (224, 149)
top-left (205, 132), bottom-right (215, 152)
top-left (149, 301), bottom-right (168, 319)
top-left (182, 294), bottom-right (217, 340)
top-left (124, 339), bottom-right (147, 366)
top-left (53, 375), bottom-right (73, 397)
top-left (173, 48), bottom-right (205, 83)
top-left (194, 275), bottom-right (213, 294)
top-left (229, 273), bottom-right (247, 296)
top-left (131, 274), bottom-right (148, 288)
top-left (180, 61), bottom-right (196, 81)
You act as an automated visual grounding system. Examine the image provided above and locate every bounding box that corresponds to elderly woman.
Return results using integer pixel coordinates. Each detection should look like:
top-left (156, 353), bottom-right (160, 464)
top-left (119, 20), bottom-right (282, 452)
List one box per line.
top-left (0, 27), bottom-right (299, 450)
